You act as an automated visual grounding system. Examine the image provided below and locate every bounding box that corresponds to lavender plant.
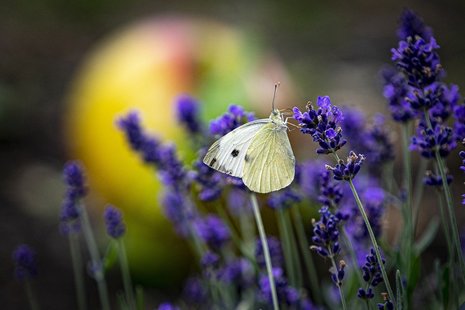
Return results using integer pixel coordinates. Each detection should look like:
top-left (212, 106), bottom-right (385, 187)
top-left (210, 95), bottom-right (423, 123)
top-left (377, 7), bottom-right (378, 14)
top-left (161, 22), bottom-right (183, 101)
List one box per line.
top-left (11, 9), bottom-right (465, 310)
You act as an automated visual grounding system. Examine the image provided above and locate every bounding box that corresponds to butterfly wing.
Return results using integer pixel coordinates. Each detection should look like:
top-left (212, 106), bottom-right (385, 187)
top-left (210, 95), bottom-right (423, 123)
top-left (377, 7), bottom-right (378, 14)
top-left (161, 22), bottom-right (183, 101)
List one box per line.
top-left (203, 119), bottom-right (269, 177)
top-left (242, 123), bottom-right (295, 193)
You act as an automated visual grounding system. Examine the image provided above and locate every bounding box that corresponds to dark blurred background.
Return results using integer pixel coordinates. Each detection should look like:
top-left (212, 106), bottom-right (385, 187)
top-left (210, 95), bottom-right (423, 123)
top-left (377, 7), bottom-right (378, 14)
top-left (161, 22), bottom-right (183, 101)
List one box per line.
top-left (2, 0), bottom-right (465, 309)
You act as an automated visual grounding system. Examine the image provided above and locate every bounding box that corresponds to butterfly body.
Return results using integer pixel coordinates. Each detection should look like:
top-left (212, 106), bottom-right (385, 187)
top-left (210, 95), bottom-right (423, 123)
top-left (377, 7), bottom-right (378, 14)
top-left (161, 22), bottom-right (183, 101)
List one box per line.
top-left (203, 110), bottom-right (295, 193)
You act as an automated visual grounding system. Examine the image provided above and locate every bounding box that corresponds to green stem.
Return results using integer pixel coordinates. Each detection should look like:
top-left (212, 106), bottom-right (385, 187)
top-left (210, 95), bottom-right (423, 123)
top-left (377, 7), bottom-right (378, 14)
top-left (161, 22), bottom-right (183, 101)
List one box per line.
top-left (412, 158), bottom-right (427, 232)
top-left (348, 180), bottom-right (395, 304)
top-left (79, 205), bottom-right (111, 310)
top-left (290, 206), bottom-right (321, 303)
top-left (24, 280), bottom-right (39, 310)
top-left (276, 209), bottom-right (297, 287)
top-left (68, 233), bottom-right (87, 310)
top-left (340, 228), bottom-right (364, 286)
top-left (117, 239), bottom-right (136, 309)
top-left (250, 193), bottom-right (279, 310)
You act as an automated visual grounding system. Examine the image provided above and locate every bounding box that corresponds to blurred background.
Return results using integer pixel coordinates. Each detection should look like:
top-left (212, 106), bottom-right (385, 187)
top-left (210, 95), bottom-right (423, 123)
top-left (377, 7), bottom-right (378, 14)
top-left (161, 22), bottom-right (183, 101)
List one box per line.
top-left (1, 0), bottom-right (465, 308)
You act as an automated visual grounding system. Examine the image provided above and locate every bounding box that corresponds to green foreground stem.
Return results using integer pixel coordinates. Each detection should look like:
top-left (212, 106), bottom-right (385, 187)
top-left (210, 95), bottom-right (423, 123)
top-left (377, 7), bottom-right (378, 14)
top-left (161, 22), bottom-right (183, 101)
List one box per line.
top-left (250, 193), bottom-right (279, 310)
top-left (68, 233), bottom-right (87, 310)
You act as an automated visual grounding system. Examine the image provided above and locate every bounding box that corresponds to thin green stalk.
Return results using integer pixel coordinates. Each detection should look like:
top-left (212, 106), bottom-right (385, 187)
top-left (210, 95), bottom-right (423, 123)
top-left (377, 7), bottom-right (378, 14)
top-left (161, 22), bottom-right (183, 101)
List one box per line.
top-left (24, 280), bottom-right (39, 310)
top-left (412, 158), bottom-right (427, 231)
top-left (290, 206), bottom-right (321, 303)
top-left (68, 233), bottom-right (87, 310)
top-left (424, 112), bottom-right (465, 272)
top-left (79, 205), bottom-right (110, 310)
top-left (348, 180), bottom-right (395, 304)
top-left (250, 193), bottom-right (279, 310)
top-left (328, 250), bottom-right (347, 310)
top-left (117, 239), bottom-right (136, 309)
top-left (276, 209), bottom-right (298, 287)
top-left (400, 124), bottom-right (414, 299)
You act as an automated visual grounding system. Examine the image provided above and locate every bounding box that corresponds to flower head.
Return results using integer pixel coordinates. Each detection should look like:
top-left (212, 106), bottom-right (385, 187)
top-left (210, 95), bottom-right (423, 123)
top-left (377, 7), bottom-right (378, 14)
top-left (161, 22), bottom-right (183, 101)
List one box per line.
top-left (357, 248), bottom-right (386, 301)
top-left (391, 36), bottom-right (443, 88)
top-left (194, 215), bottom-right (230, 249)
top-left (60, 162), bottom-right (88, 234)
top-left (397, 9), bottom-right (433, 41)
top-left (382, 67), bottom-right (415, 122)
top-left (410, 120), bottom-right (456, 158)
top-left (162, 190), bottom-right (197, 236)
top-left (326, 151), bottom-right (365, 181)
top-left (175, 94), bottom-right (202, 134)
top-left (104, 205), bottom-right (125, 238)
top-left (293, 96), bottom-right (346, 154)
top-left (311, 206), bottom-right (342, 258)
top-left (423, 170), bottom-right (453, 187)
top-left (209, 105), bottom-right (255, 137)
top-left (258, 267), bottom-right (300, 306)
top-left (12, 244), bottom-right (37, 281)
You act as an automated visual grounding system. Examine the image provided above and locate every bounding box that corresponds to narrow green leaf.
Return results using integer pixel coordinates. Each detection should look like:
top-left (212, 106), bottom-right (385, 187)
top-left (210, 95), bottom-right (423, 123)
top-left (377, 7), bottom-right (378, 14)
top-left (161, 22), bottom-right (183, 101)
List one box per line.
top-left (414, 218), bottom-right (439, 254)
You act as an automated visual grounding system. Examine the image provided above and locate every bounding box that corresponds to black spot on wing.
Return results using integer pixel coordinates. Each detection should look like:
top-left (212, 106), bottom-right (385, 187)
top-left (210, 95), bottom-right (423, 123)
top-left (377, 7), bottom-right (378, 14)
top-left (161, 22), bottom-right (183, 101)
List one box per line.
top-left (244, 155), bottom-right (250, 162)
top-left (210, 158), bottom-right (217, 166)
top-left (231, 149), bottom-right (239, 157)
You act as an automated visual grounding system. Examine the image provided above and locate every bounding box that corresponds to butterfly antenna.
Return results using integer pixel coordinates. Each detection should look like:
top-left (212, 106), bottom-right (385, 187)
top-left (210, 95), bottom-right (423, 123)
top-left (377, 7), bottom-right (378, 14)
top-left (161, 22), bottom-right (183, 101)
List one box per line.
top-left (272, 82), bottom-right (280, 114)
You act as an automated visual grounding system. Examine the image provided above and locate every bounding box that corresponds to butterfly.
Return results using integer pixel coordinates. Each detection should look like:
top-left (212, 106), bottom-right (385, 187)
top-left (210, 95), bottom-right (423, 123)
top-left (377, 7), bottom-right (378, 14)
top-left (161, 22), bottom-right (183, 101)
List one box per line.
top-left (203, 86), bottom-right (295, 193)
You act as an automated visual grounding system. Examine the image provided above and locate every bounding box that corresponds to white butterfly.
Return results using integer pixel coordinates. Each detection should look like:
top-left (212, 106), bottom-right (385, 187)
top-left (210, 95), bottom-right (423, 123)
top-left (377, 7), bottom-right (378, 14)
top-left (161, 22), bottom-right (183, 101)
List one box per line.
top-left (203, 102), bottom-right (295, 194)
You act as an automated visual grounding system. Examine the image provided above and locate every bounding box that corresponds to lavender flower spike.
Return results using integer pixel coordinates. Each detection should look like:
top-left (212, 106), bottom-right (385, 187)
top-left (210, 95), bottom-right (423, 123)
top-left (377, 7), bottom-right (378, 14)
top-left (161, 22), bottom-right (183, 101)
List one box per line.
top-left (175, 94), bottom-right (202, 134)
top-left (104, 205), bottom-right (126, 239)
top-left (12, 244), bottom-right (38, 281)
top-left (326, 151), bottom-right (366, 181)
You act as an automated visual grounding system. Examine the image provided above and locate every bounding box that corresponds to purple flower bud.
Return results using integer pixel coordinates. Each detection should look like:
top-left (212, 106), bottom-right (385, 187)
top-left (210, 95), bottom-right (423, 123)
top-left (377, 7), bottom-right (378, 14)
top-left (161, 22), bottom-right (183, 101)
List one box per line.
top-left (103, 205), bottom-right (125, 238)
top-left (12, 244), bottom-right (37, 281)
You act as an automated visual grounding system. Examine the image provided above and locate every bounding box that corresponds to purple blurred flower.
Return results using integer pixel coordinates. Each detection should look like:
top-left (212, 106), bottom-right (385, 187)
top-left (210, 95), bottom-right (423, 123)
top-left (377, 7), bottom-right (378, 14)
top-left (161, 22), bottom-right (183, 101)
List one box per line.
top-left (194, 215), bottom-right (230, 249)
top-left (268, 188), bottom-right (301, 210)
top-left (293, 96), bottom-right (346, 154)
top-left (103, 205), bottom-right (125, 238)
top-left (258, 267), bottom-right (300, 306)
top-left (157, 303), bottom-right (180, 310)
top-left (175, 94), bottom-right (202, 134)
top-left (382, 67), bottom-right (415, 122)
top-left (423, 170), bottom-right (453, 187)
top-left (162, 190), bottom-right (197, 236)
top-left (256, 236), bottom-right (284, 270)
top-left (209, 105), bottom-right (255, 137)
top-left (218, 258), bottom-right (254, 289)
top-left (60, 162), bottom-right (88, 234)
top-left (183, 277), bottom-right (207, 304)
top-left (297, 160), bottom-right (327, 200)
top-left (12, 244), bottom-right (37, 281)
top-left (454, 104), bottom-right (465, 141)
top-left (318, 170), bottom-right (344, 209)
top-left (397, 9), bottom-right (433, 41)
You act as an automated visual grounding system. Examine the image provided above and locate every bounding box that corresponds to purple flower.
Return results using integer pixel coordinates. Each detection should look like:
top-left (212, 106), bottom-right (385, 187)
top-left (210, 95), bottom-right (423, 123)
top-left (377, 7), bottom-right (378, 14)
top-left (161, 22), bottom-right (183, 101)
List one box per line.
top-left (410, 120), bottom-right (456, 158)
top-left (200, 251), bottom-right (220, 269)
top-left (183, 277), bottom-right (207, 304)
top-left (391, 36), bottom-right (443, 88)
top-left (209, 105), bottom-right (255, 137)
top-left (157, 303), bottom-right (179, 310)
top-left (382, 67), bottom-right (415, 122)
top-left (268, 188), bottom-right (301, 210)
top-left (194, 215), bottom-right (230, 249)
top-left (311, 206), bottom-right (342, 258)
top-left (226, 187), bottom-right (251, 216)
top-left (397, 9), bottom-right (433, 41)
top-left (318, 170), bottom-right (344, 209)
top-left (423, 170), bottom-right (453, 187)
top-left (341, 109), bottom-right (394, 171)
top-left (60, 162), bottom-right (88, 234)
top-left (255, 237), bottom-right (284, 270)
top-left (218, 258), bottom-right (254, 289)
top-left (162, 190), bottom-right (197, 236)
top-left (453, 104), bottom-right (465, 141)
top-left (293, 96), bottom-right (346, 154)
top-left (116, 112), bottom-right (147, 151)
top-left (357, 248), bottom-right (386, 301)
top-left (297, 160), bottom-right (327, 199)
top-left (326, 151), bottom-right (365, 181)
top-left (175, 94), bottom-right (202, 134)
top-left (12, 244), bottom-right (37, 281)
top-left (103, 205), bottom-right (125, 238)
top-left (258, 267), bottom-right (300, 306)
top-left (192, 153), bottom-right (223, 202)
